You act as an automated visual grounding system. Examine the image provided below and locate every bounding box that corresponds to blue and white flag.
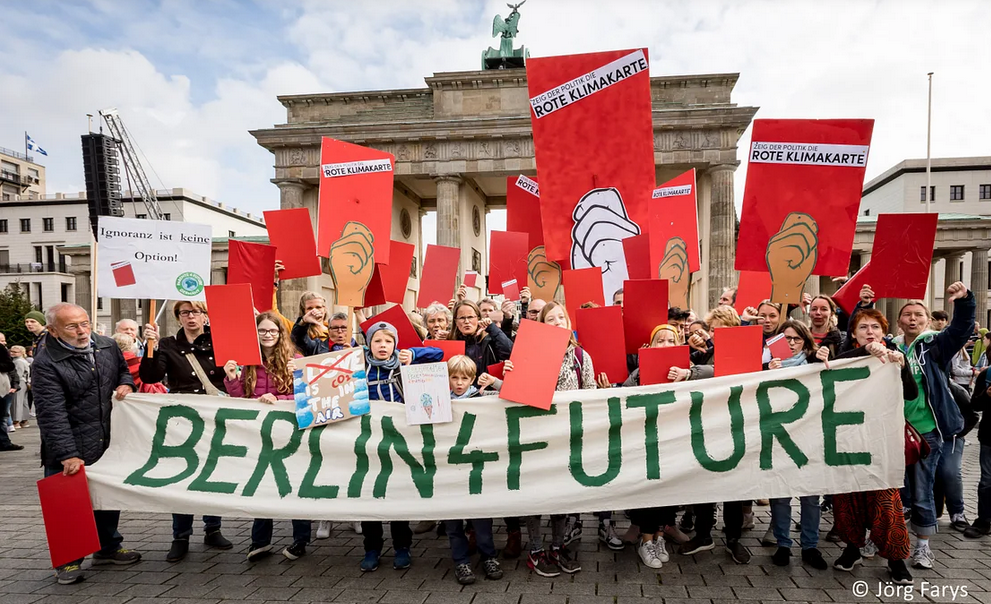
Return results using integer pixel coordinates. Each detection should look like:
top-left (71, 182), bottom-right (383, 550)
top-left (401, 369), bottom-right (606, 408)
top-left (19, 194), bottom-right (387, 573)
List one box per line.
top-left (25, 133), bottom-right (48, 156)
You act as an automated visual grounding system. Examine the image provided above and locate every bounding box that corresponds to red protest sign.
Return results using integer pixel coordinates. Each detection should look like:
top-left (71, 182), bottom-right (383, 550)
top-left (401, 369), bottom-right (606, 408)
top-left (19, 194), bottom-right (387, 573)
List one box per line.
top-left (734, 270), bottom-right (773, 315)
top-left (562, 267), bottom-right (605, 328)
top-left (361, 305), bottom-right (423, 349)
top-left (736, 119), bottom-right (874, 278)
top-left (765, 333), bottom-right (793, 362)
top-left (417, 244), bottom-right (460, 308)
top-left (622, 279), bottom-right (669, 354)
top-left (500, 319), bottom-right (572, 410)
top-left (464, 271), bottom-right (479, 288)
top-left (507, 175), bottom-right (543, 248)
top-left (318, 137), bottom-right (394, 263)
top-left (204, 284), bottom-right (262, 367)
top-left (227, 240), bottom-right (276, 312)
top-left (364, 240), bottom-right (416, 307)
top-left (502, 279), bottom-right (521, 302)
top-left (871, 214), bottom-right (939, 300)
top-left (432, 339), bottom-right (465, 362)
top-left (650, 169), bottom-right (700, 273)
top-left (832, 262), bottom-right (871, 314)
top-left (576, 306), bottom-right (628, 384)
top-left (622, 234), bottom-right (652, 281)
top-left (263, 208), bottom-right (321, 279)
top-left (638, 346), bottom-right (690, 385)
top-left (489, 231), bottom-right (529, 295)
top-left (487, 362), bottom-right (506, 380)
top-left (527, 48), bottom-right (655, 297)
top-left (714, 326), bottom-right (764, 377)
top-left (38, 467), bottom-right (101, 568)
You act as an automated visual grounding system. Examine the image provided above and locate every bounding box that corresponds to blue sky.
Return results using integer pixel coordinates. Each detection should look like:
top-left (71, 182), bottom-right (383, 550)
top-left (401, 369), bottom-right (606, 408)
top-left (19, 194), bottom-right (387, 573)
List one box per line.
top-left (2, 0), bottom-right (988, 242)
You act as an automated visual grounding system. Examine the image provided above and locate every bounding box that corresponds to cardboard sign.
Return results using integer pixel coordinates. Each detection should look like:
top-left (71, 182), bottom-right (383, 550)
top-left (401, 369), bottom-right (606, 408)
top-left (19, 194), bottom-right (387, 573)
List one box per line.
top-left (527, 246), bottom-right (563, 303)
top-left (432, 339), bottom-right (466, 362)
top-left (293, 348), bottom-right (370, 429)
top-left (329, 221), bottom-right (377, 307)
top-left (576, 306), bottom-right (628, 384)
top-left (714, 326), bottom-right (764, 377)
top-left (502, 279), bottom-right (521, 302)
top-left (486, 362), bottom-right (506, 380)
top-left (736, 119), bottom-right (875, 277)
top-left (37, 467), bottom-right (101, 568)
top-left (227, 239), bottom-right (276, 312)
top-left (318, 137), bottom-right (394, 263)
top-left (870, 214), bottom-right (939, 299)
top-left (500, 319), bottom-right (573, 410)
top-left (765, 333), bottom-right (793, 362)
top-left (97, 216), bottom-right (212, 301)
top-left (622, 279), bottom-right (669, 354)
top-left (417, 245), bottom-right (461, 308)
top-left (527, 49), bottom-right (655, 294)
top-left (364, 240), bottom-right (416, 307)
top-left (650, 169), bottom-right (700, 273)
top-left (638, 346), bottom-right (690, 385)
top-left (203, 284), bottom-right (262, 367)
top-left (464, 271), bottom-right (479, 288)
top-left (734, 270), bottom-right (773, 315)
top-left (489, 231), bottom-right (529, 295)
top-left (361, 305), bottom-right (423, 349)
top-left (401, 362), bottom-right (454, 425)
top-left (507, 175), bottom-right (543, 248)
top-left (832, 262), bottom-right (871, 314)
top-left (263, 208), bottom-right (322, 279)
top-left (563, 267), bottom-right (605, 326)
top-left (622, 234), bottom-right (652, 281)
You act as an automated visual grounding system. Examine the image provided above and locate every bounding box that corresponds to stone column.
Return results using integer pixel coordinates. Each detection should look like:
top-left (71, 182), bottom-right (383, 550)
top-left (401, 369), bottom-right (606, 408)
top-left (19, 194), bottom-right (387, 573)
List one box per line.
top-left (276, 180), bottom-right (311, 316)
top-left (973, 248), bottom-right (988, 326)
top-left (943, 253), bottom-right (963, 319)
top-left (707, 164), bottom-right (737, 309)
top-left (434, 175), bottom-right (462, 250)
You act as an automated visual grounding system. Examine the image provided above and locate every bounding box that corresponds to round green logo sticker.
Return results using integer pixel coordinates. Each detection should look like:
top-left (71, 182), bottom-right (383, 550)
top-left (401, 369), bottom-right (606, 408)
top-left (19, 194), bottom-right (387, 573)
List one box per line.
top-left (175, 272), bottom-right (205, 296)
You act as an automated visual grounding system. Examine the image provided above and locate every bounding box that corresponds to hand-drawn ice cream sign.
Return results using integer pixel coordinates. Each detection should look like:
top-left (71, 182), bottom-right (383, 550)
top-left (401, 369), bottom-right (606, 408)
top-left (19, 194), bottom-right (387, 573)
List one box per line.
top-left (401, 362), bottom-right (453, 426)
top-left (293, 348), bottom-right (370, 429)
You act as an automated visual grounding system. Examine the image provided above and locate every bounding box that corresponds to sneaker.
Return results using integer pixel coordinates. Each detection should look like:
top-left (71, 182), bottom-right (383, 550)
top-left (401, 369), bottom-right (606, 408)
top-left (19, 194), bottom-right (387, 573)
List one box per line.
top-left (354, 521), bottom-right (363, 534)
top-left (825, 527), bottom-right (842, 542)
top-left (562, 516), bottom-right (583, 546)
top-left (283, 541), bottom-right (306, 560)
top-left (741, 511), bottom-right (755, 530)
top-left (360, 550), bottom-right (380, 572)
top-left (315, 521), bottom-right (331, 539)
top-left (91, 548), bottom-right (142, 566)
top-left (911, 542), bottom-right (934, 569)
top-left (19, 421), bottom-right (29, 428)
top-left (834, 544), bottom-right (863, 572)
top-left (772, 546), bottom-right (791, 566)
top-left (663, 524), bottom-right (690, 544)
top-left (950, 513), bottom-right (971, 532)
top-left (678, 535), bottom-right (715, 556)
top-left (204, 530), bottom-right (233, 550)
top-left (726, 539), bottom-right (751, 564)
top-left (166, 538), bottom-right (189, 563)
top-left (637, 538), bottom-right (663, 569)
top-left (413, 520), bottom-right (436, 534)
top-left (598, 522), bottom-right (624, 551)
top-left (964, 519), bottom-right (991, 538)
top-left (503, 529), bottom-right (523, 558)
top-left (860, 539), bottom-right (878, 559)
top-left (549, 546), bottom-right (581, 573)
top-left (55, 563), bottom-right (83, 585)
top-left (247, 543), bottom-right (273, 562)
top-left (761, 527), bottom-right (777, 546)
top-left (654, 536), bottom-right (669, 563)
top-left (0, 443), bottom-right (24, 451)
top-left (889, 558), bottom-right (914, 584)
top-left (801, 547), bottom-right (828, 571)
top-left (527, 549), bottom-right (561, 578)
top-left (393, 547), bottom-right (411, 570)
top-left (482, 557), bottom-right (503, 580)
top-left (454, 563), bottom-right (475, 585)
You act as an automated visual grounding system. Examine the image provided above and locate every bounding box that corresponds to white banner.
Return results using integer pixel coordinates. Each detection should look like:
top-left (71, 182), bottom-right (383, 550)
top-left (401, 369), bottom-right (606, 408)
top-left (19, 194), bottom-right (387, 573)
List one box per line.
top-left (96, 217), bottom-right (212, 301)
top-left (652, 184), bottom-right (693, 198)
top-left (321, 159), bottom-right (393, 178)
top-left (87, 359), bottom-right (904, 520)
top-left (749, 141), bottom-right (870, 167)
top-left (515, 175), bottom-right (540, 197)
top-left (530, 49), bottom-right (648, 118)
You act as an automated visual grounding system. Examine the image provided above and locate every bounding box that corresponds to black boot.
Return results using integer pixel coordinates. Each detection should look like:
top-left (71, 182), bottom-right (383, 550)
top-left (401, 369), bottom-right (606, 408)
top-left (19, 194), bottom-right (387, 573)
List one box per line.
top-left (204, 530), bottom-right (233, 550)
top-left (166, 539), bottom-right (189, 563)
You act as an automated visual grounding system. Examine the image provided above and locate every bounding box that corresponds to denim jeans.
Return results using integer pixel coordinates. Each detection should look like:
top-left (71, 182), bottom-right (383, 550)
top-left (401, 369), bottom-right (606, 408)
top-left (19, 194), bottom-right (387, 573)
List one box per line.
top-left (45, 465), bottom-right (123, 563)
top-left (978, 444), bottom-right (991, 522)
top-left (172, 514), bottom-right (223, 540)
top-left (936, 437), bottom-right (966, 517)
top-left (445, 519), bottom-right (496, 564)
top-left (770, 496), bottom-right (820, 549)
top-left (525, 514), bottom-right (566, 552)
top-left (362, 521), bottom-right (412, 553)
top-left (905, 429), bottom-right (943, 536)
top-left (250, 519), bottom-right (311, 547)
top-left (0, 395), bottom-right (12, 448)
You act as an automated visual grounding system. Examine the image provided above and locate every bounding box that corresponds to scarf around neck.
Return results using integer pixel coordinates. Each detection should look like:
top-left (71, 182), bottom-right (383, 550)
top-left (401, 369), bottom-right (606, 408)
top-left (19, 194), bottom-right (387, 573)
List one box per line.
top-left (365, 347), bottom-right (401, 372)
top-left (780, 350), bottom-right (809, 368)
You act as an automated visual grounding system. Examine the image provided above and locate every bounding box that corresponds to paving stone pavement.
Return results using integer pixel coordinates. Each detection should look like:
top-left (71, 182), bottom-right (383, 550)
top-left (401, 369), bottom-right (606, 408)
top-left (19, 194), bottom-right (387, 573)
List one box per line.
top-left (1, 425), bottom-right (990, 603)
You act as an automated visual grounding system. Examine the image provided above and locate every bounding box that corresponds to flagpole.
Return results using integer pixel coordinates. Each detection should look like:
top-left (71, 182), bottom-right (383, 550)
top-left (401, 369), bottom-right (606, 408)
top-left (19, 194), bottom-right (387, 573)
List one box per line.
top-left (24, 131), bottom-right (28, 159)
top-left (926, 72), bottom-right (934, 309)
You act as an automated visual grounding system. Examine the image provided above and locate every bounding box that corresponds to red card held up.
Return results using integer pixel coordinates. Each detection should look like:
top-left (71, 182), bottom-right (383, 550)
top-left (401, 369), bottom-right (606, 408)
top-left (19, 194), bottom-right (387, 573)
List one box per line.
top-left (622, 279), bottom-right (669, 354)
top-left (832, 261), bottom-right (871, 314)
top-left (227, 239), bottom-right (276, 312)
top-left (364, 240), bottom-right (416, 307)
top-left (433, 339), bottom-right (466, 362)
top-left (506, 175), bottom-right (543, 248)
top-left (38, 466), bottom-right (101, 569)
top-left (734, 270), bottom-right (773, 315)
top-left (622, 234), bottom-right (652, 281)
top-left (714, 325), bottom-right (764, 377)
top-left (649, 168), bottom-right (701, 274)
top-left (870, 214), bottom-right (938, 299)
top-left (464, 271), bottom-right (479, 288)
top-left (204, 284), bottom-right (263, 367)
top-left (563, 267), bottom-right (605, 329)
top-left (500, 319), bottom-right (572, 410)
top-left (487, 362), bottom-right (506, 380)
top-left (638, 345), bottom-right (690, 385)
top-left (489, 231), bottom-right (529, 295)
top-left (417, 244), bottom-right (461, 308)
top-left (765, 333), bottom-right (793, 362)
top-left (502, 279), bottom-right (520, 302)
top-left (576, 306), bottom-right (628, 384)
top-left (262, 208), bottom-right (322, 280)
top-left (361, 305), bottom-right (423, 349)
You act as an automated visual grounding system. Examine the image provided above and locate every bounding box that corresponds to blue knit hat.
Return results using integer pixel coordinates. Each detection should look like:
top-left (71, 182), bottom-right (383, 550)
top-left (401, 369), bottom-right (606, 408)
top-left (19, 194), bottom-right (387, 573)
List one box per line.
top-left (366, 321), bottom-right (399, 345)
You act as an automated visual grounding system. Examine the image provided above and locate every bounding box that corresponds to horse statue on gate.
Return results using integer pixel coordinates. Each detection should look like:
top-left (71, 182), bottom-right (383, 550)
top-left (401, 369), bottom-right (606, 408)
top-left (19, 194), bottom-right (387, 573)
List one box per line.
top-left (481, 1), bottom-right (529, 69)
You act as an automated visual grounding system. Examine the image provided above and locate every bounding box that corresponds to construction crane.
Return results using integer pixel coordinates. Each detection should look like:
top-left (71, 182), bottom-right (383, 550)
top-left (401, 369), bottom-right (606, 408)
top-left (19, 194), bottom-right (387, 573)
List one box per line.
top-left (99, 108), bottom-right (165, 220)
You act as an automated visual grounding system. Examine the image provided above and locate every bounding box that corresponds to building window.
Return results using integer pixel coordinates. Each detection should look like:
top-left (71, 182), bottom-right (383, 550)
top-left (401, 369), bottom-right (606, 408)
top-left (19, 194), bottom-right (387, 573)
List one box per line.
top-left (980, 184), bottom-right (991, 200)
top-left (66, 217), bottom-right (77, 231)
top-left (0, 250), bottom-right (8, 267)
top-left (163, 213), bottom-right (171, 220)
top-left (1, 193), bottom-right (9, 201)
top-left (61, 283), bottom-right (70, 303)
top-left (35, 246), bottom-right (43, 264)
top-left (0, 219), bottom-right (6, 233)
top-left (950, 185), bottom-right (965, 201)
top-left (20, 218), bottom-right (30, 232)
top-left (43, 217), bottom-right (54, 232)
top-left (228, 230), bottom-right (236, 237)
top-left (920, 185), bottom-right (935, 202)
top-left (135, 214), bottom-right (147, 220)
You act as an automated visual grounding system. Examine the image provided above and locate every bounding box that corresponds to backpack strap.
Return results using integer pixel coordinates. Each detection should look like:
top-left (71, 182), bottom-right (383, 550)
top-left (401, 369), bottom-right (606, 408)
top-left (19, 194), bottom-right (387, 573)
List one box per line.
top-left (573, 347), bottom-right (585, 387)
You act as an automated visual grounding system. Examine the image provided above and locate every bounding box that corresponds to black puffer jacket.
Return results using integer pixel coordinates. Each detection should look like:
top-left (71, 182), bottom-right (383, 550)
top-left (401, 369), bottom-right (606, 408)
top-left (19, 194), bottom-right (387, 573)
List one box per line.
top-left (32, 335), bottom-right (134, 467)
top-left (457, 323), bottom-right (514, 385)
top-left (139, 326), bottom-right (226, 394)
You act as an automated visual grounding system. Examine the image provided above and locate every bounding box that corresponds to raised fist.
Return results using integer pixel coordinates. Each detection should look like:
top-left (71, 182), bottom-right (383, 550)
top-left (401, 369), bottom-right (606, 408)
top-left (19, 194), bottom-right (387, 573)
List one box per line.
top-left (570, 188), bottom-right (641, 305)
top-left (658, 236), bottom-right (690, 309)
top-left (330, 221), bottom-right (375, 307)
top-left (766, 212), bottom-right (818, 305)
top-left (527, 245), bottom-right (562, 303)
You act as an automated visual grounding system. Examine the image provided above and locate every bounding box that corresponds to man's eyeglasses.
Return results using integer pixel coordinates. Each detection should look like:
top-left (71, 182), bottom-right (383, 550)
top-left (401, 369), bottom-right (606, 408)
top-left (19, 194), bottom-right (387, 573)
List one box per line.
top-left (178, 310), bottom-right (204, 317)
top-left (63, 321), bottom-right (91, 332)
top-left (329, 326), bottom-right (349, 331)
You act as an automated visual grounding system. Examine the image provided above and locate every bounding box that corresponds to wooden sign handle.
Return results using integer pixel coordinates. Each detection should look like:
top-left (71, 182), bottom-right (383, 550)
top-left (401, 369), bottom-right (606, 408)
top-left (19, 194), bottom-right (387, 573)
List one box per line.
top-left (146, 300), bottom-right (157, 359)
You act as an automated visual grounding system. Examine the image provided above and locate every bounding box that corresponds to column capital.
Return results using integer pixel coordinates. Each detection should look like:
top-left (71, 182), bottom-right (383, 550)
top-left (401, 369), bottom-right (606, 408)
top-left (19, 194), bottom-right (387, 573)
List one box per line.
top-left (273, 178), bottom-right (309, 191)
top-left (432, 174), bottom-right (463, 185)
top-left (708, 162), bottom-right (739, 174)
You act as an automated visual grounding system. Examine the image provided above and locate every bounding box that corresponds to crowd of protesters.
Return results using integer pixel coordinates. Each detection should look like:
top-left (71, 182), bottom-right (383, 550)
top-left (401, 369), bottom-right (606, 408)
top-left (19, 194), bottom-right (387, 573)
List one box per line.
top-left (3, 261), bottom-right (989, 589)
